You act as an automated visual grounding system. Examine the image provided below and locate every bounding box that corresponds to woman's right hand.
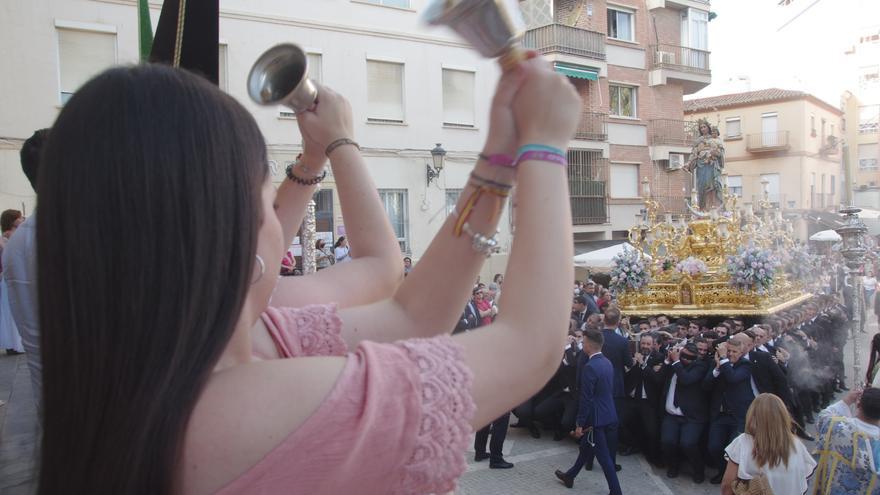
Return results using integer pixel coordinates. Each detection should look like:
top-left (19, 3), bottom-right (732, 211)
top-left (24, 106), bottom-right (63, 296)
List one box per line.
top-left (511, 57), bottom-right (582, 151)
top-left (297, 85), bottom-right (355, 155)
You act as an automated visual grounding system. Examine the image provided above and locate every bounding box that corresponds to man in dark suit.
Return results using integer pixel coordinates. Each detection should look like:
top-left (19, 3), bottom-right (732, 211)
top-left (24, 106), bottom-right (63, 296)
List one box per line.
top-left (555, 330), bottom-right (623, 495)
top-left (659, 342), bottom-right (710, 483)
top-left (620, 333), bottom-right (665, 464)
top-left (453, 287), bottom-right (483, 334)
top-left (600, 307), bottom-right (633, 459)
top-left (571, 295), bottom-right (599, 329)
top-left (702, 335), bottom-right (755, 484)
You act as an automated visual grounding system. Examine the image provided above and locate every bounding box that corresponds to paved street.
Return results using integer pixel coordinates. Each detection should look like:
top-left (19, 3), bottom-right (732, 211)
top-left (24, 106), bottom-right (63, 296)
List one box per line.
top-left (0, 317), bottom-right (876, 494)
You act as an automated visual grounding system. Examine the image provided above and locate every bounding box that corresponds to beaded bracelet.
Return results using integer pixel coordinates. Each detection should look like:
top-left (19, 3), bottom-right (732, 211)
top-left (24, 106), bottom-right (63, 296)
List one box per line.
top-left (449, 207), bottom-right (502, 258)
top-left (286, 161), bottom-right (327, 186)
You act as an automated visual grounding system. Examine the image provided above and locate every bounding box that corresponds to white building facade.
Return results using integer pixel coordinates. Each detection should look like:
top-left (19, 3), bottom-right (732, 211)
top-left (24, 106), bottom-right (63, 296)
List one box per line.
top-left (0, 0), bottom-right (515, 273)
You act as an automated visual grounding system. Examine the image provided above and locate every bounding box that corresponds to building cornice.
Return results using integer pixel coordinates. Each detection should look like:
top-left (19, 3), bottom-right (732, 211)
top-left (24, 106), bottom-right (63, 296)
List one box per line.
top-left (91, 0), bottom-right (471, 49)
top-left (685, 95), bottom-right (843, 117)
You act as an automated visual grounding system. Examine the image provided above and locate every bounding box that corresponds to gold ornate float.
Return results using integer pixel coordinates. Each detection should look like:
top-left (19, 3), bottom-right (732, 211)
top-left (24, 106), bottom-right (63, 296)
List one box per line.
top-left (618, 178), bottom-right (811, 317)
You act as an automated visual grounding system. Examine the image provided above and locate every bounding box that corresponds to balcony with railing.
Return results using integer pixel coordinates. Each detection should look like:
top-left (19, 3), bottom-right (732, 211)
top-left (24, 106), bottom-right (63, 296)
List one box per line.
top-left (568, 151), bottom-right (608, 225)
top-left (648, 44), bottom-right (711, 94)
top-left (647, 0), bottom-right (710, 11)
top-left (746, 131), bottom-right (791, 152)
top-left (650, 44), bottom-right (711, 73)
top-left (523, 23), bottom-right (606, 61)
top-left (575, 112), bottom-right (608, 141)
top-left (649, 119), bottom-right (699, 146)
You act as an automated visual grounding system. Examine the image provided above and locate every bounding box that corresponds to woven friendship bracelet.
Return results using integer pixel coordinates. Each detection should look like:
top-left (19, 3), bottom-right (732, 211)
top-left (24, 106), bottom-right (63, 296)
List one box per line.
top-left (516, 144), bottom-right (565, 156)
top-left (478, 153), bottom-right (516, 168)
top-left (469, 171), bottom-right (514, 191)
top-left (516, 150), bottom-right (567, 167)
top-left (325, 138), bottom-right (360, 157)
top-left (454, 181), bottom-right (510, 238)
top-left (286, 162), bottom-right (327, 186)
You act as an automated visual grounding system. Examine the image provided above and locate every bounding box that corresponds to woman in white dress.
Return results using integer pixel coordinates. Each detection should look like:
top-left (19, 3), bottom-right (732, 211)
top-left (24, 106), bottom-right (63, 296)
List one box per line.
top-left (0, 209), bottom-right (25, 354)
top-left (722, 393), bottom-right (817, 494)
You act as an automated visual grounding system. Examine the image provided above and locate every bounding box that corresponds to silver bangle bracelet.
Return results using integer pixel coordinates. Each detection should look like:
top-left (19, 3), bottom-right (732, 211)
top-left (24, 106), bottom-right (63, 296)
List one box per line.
top-left (450, 207), bottom-right (501, 258)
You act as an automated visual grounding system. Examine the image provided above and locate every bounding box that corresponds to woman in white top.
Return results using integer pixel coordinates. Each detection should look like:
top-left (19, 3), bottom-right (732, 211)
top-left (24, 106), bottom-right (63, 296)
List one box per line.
top-left (334, 235), bottom-right (352, 264)
top-left (722, 393), bottom-right (817, 495)
top-left (865, 272), bottom-right (877, 309)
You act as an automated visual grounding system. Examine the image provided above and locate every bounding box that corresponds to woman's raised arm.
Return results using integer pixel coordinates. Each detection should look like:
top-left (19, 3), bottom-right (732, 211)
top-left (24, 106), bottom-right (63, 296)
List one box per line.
top-left (270, 87), bottom-right (404, 309)
top-left (338, 57), bottom-right (580, 427)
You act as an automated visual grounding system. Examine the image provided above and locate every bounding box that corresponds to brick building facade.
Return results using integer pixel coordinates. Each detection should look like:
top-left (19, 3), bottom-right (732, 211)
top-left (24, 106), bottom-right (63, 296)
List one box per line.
top-left (521, 0), bottom-right (712, 250)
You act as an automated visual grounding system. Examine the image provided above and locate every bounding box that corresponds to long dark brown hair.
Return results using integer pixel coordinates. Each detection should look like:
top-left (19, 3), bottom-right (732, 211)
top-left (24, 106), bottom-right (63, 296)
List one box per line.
top-left (37, 65), bottom-right (268, 494)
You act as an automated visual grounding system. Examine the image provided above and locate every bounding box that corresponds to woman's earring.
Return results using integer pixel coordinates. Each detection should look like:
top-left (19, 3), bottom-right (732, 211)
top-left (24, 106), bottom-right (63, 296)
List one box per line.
top-left (252, 254), bottom-right (266, 284)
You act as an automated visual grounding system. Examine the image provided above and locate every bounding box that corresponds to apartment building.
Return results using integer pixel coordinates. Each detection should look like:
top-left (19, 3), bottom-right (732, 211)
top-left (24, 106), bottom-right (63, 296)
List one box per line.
top-left (520, 0), bottom-right (711, 251)
top-left (843, 26), bottom-right (880, 209)
top-left (685, 89), bottom-right (843, 227)
top-left (0, 0), bottom-right (518, 274)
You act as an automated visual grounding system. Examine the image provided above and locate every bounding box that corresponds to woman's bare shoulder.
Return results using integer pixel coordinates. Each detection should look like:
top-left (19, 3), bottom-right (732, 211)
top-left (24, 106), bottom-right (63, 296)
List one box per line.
top-left (181, 356), bottom-right (346, 494)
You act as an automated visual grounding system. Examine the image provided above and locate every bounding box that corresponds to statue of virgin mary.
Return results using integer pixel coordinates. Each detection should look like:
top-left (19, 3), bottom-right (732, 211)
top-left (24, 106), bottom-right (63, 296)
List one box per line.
top-left (687, 119), bottom-right (725, 210)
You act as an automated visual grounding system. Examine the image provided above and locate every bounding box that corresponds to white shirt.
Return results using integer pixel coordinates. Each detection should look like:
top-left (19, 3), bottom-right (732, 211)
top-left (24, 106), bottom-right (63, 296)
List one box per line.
top-left (664, 361), bottom-right (685, 416)
top-left (334, 245), bottom-right (352, 264)
top-left (865, 276), bottom-right (878, 292)
top-left (725, 433), bottom-right (817, 495)
top-left (2, 214), bottom-right (41, 412)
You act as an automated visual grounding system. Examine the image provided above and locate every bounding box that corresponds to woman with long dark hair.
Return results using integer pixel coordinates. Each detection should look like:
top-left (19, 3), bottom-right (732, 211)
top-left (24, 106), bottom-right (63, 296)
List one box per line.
top-left (37, 56), bottom-right (579, 494)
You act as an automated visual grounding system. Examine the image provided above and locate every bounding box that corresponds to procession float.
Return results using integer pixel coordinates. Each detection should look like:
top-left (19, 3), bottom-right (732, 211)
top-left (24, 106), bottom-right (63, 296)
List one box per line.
top-left (613, 119), bottom-right (814, 317)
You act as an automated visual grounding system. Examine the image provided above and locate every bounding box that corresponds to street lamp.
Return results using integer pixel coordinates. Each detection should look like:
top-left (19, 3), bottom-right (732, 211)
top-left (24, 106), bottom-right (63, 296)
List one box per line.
top-left (836, 205), bottom-right (869, 386)
top-left (426, 143), bottom-right (446, 186)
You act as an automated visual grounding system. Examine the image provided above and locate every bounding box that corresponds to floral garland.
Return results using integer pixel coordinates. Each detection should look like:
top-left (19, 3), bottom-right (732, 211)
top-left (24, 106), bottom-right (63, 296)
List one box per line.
top-left (726, 246), bottom-right (781, 295)
top-left (609, 248), bottom-right (651, 295)
top-left (675, 256), bottom-right (708, 277)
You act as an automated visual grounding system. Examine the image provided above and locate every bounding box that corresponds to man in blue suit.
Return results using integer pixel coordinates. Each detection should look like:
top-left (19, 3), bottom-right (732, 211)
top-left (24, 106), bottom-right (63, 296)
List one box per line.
top-left (555, 329), bottom-right (623, 495)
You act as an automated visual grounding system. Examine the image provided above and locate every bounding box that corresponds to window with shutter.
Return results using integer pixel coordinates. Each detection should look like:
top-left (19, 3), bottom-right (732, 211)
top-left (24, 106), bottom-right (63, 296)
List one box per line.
top-left (442, 69), bottom-right (475, 127)
top-left (610, 163), bottom-right (639, 198)
top-left (367, 60), bottom-right (405, 123)
top-left (57, 29), bottom-right (117, 104)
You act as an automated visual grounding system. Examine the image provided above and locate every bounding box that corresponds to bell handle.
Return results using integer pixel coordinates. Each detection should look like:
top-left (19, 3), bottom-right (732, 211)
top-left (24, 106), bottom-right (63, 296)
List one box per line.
top-left (498, 46), bottom-right (528, 72)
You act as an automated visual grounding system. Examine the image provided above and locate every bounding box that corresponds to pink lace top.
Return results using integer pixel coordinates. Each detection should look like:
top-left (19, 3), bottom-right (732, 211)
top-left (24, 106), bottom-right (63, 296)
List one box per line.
top-left (217, 305), bottom-right (475, 495)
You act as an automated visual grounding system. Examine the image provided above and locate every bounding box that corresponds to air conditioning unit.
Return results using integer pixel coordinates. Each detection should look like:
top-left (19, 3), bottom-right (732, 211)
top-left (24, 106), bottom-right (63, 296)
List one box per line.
top-left (655, 50), bottom-right (675, 65)
top-left (667, 153), bottom-right (685, 170)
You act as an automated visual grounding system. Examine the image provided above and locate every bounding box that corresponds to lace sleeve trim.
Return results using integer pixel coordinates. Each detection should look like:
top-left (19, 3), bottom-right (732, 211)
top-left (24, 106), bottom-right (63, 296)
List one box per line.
top-left (392, 336), bottom-right (475, 494)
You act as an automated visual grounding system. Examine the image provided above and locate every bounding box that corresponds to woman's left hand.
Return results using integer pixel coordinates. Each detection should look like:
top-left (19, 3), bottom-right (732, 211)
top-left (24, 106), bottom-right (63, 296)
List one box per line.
top-left (481, 52), bottom-right (533, 156)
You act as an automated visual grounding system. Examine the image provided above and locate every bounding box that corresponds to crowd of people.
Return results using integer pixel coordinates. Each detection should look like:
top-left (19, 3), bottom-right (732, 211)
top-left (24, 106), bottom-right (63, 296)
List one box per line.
top-left (452, 270), bottom-right (880, 493)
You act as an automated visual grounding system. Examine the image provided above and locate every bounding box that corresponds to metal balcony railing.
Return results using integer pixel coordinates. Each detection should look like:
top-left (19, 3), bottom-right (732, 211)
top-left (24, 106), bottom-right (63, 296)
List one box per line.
top-left (575, 112), bottom-right (608, 141)
top-left (746, 131), bottom-right (790, 152)
top-left (649, 44), bottom-right (711, 74)
top-left (523, 23), bottom-right (606, 61)
top-left (649, 119), bottom-right (699, 146)
top-left (568, 151), bottom-right (608, 225)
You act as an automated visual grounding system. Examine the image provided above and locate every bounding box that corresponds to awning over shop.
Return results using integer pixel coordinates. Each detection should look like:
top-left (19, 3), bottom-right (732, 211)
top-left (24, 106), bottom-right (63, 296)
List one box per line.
top-left (554, 62), bottom-right (599, 81)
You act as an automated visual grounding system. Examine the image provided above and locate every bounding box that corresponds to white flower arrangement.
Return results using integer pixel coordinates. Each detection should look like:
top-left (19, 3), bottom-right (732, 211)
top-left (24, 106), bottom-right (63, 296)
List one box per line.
top-left (609, 248), bottom-right (651, 295)
top-left (675, 256), bottom-right (708, 277)
top-left (726, 246), bottom-right (782, 295)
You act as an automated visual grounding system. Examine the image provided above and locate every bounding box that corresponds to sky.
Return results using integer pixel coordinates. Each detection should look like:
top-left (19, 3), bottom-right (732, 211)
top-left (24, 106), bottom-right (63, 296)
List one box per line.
top-left (689, 0), bottom-right (878, 106)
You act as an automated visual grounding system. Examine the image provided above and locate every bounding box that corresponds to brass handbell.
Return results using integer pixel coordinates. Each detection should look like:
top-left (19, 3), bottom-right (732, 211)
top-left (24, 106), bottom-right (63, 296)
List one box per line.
top-left (247, 43), bottom-right (318, 113)
top-left (424, 0), bottom-right (526, 71)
